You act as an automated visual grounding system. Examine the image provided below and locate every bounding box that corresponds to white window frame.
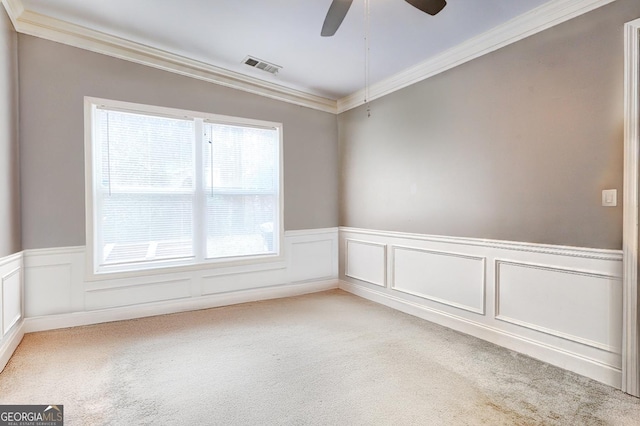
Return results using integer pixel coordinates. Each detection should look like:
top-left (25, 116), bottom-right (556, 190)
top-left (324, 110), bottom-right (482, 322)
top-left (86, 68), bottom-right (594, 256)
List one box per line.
top-left (84, 97), bottom-right (284, 280)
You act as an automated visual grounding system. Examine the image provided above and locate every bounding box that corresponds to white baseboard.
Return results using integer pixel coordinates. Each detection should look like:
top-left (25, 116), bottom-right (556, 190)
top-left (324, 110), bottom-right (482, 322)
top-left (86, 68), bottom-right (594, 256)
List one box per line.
top-left (1, 278), bottom-right (336, 371)
top-left (24, 279), bottom-right (338, 333)
top-left (340, 280), bottom-right (620, 388)
top-left (339, 227), bottom-right (623, 389)
top-left (0, 228), bottom-right (342, 370)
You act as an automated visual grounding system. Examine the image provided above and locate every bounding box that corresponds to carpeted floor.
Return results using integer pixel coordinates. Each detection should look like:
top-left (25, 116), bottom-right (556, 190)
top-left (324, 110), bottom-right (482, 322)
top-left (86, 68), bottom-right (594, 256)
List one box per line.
top-left (1, 289), bottom-right (639, 425)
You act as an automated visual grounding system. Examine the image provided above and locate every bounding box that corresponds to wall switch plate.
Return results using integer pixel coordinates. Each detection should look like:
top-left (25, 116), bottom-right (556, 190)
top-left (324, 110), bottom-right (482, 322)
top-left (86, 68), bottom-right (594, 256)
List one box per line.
top-left (602, 189), bottom-right (617, 207)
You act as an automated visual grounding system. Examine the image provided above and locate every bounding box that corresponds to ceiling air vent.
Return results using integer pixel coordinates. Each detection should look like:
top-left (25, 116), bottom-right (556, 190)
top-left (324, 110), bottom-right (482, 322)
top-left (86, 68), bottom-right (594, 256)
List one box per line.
top-left (242, 56), bottom-right (281, 75)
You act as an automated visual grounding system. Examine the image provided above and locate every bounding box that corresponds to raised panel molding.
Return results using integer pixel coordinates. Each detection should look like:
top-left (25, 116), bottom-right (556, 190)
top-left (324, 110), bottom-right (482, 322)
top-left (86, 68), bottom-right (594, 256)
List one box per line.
top-left (345, 239), bottom-right (387, 287)
top-left (289, 239), bottom-right (335, 283)
top-left (495, 260), bottom-right (622, 353)
top-left (85, 278), bottom-right (192, 310)
top-left (391, 245), bottom-right (486, 315)
top-left (339, 227), bottom-right (624, 388)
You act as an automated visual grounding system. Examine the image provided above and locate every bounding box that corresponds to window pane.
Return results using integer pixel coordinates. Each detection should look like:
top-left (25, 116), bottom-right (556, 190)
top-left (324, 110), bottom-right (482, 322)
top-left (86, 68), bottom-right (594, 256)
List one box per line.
top-left (100, 193), bottom-right (194, 265)
top-left (95, 109), bottom-right (195, 266)
top-left (203, 123), bottom-right (277, 191)
top-left (202, 122), bottom-right (279, 259)
top-left (96, 109), bottom-right (195, 191)
top-left (206, 194), bottom-right (277, 258)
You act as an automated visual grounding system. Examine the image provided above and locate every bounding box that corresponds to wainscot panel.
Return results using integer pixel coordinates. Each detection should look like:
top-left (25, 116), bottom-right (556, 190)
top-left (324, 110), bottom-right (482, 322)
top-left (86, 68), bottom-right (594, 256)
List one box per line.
top-left (495, 260), bottom-right (622, 353)
top-left (392, 245), bottom-right (486, 314)
top-left (0, 252), bottom-right (24, 373)
top-left (339, 227), bottom-right (623, 389)
top-left (345, 239), bottom-right (387, 287)
top-left (22, 228), bottom-right (338, 328)
top-left (24, 264), bottom-right (72, 317)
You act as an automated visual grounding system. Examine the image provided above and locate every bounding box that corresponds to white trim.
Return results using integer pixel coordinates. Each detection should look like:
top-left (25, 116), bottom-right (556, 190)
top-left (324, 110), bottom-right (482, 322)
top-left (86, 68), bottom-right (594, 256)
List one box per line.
top-left (23, 279), bottom-right (338, 333)
top-left (339, 280), bottom-right (622, 388)
top-left (22, 246), bottom-right (85, 258)
top-left (622, 17), bottom-right (640, 398)
top-left (495, 258), bottom-right (621, 281)
top-left (0, 319), bottom-right (24, 373)
top-left (285, 227), bottom-right (339, 237)
top-left (337, 0), bottom-right (617, 112)
top-left (0, 251), bottom-right (22, 267)
top-left (9, 8), bottom-right (336, 113)
top-left (495, 315), bottom-right (619, 355)
top-left (340, 227), bottom-right (623, 261)
top-left (1, 0), bottom-right (617, 114)
top-left (86, 277), bottom-right (190, 294)
top-left (0, 0), bottom-right (22, 29)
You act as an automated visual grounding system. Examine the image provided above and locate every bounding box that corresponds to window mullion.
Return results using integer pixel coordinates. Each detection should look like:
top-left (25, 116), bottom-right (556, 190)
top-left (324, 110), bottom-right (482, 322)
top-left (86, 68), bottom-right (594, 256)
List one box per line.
top-left (193, 118), bottom-right (206, 262)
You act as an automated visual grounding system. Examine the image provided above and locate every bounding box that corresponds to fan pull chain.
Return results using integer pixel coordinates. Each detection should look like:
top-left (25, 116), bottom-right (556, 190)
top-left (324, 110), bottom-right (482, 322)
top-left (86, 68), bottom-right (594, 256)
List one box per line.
top-left (364, 0), bottom-right (371, 117)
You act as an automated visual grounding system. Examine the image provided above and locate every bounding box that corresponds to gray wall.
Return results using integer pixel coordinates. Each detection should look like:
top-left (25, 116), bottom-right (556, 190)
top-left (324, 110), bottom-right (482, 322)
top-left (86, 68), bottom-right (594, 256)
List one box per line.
top-left (339, 0), bottom-right (640, 250)
top-left (18, 36), bottom-right (339, 249)
top-left (0, 9), bottom-right (20, 257)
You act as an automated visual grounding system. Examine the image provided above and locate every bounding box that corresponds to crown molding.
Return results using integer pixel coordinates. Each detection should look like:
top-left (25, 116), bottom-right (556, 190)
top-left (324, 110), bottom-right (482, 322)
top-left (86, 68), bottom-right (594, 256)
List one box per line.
top-left (1, 0), bottom-right (22, 28)
top-left (2, 3), bottom-right (337, 114)
top-left (1, 0), bottom-right (618, 115)
top-left (337, 0), bottom-right (618, 113)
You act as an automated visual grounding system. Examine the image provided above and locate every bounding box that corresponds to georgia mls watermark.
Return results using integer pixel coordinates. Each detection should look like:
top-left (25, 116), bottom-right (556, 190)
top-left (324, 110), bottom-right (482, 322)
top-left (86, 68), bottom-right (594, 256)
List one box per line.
top-left (0, 405), bottom-right (63, 426)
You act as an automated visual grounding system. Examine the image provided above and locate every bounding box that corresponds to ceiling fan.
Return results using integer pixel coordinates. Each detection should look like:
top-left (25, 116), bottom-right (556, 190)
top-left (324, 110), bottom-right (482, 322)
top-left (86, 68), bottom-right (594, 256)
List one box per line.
top-left (321, 0), bottom-right (447, 37)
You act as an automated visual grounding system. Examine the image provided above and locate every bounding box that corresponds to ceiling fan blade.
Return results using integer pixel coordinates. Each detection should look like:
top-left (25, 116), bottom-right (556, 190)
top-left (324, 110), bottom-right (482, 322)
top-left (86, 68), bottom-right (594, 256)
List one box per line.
top-left (404, 0), bottom-right (447, 16)
top-left (321, 0), bottom-right (354, 37)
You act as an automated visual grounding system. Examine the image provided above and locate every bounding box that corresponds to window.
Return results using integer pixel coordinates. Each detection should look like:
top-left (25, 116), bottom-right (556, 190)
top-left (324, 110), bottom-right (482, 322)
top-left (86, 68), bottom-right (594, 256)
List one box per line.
top-left (85, 98), bottom-right (282, 275)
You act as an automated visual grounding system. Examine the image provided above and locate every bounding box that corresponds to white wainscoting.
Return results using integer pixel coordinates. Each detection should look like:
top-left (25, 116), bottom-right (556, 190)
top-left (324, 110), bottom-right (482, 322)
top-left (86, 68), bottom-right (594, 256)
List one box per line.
top-left (345, 239), bottom-right (387, 287)
top-left (22, 228), bottom-right (338, 332)
top-left (495, 260), bottom-right (621, 353)
top-left (392, 245), bottom-right (486, 315)
top-left (0, 251), bottom-right (24, 373)
top-left (339, 227), bottom-right (624, 388)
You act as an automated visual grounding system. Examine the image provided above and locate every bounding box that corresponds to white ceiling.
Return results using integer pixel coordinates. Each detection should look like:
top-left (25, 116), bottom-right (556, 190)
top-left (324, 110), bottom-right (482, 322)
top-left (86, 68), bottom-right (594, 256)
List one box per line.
top-left (18, 0), bottom-right (553, 100)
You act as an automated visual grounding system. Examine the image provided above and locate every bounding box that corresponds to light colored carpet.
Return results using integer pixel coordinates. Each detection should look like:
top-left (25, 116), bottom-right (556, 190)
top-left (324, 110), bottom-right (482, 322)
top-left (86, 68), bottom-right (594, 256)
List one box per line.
top-left (0, 289), bottom-right (639, 425)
